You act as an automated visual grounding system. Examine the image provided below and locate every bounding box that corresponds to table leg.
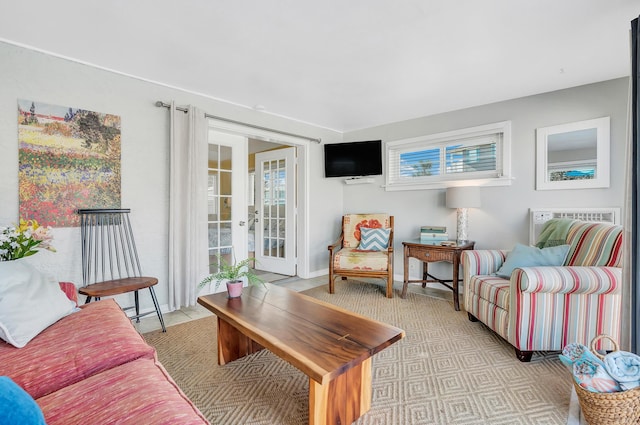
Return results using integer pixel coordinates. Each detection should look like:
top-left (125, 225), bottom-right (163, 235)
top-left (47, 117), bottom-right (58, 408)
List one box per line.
top-left (452, 255), bottom-right (460, 311)
top-left (217, 317), bottom-right (264, 365)
top-left (309, 358), bottom-right (372, 425)
top-left (402, 245), bottom-right (409, 298)
top-left (421, 262), bottom-right (429, 288)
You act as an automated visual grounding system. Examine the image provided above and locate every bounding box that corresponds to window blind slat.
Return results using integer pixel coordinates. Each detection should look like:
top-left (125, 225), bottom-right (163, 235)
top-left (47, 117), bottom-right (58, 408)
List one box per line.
top-left (386, 122), bottom-right (510, 187)
top-left (391, 139), bottom-right (498, 179)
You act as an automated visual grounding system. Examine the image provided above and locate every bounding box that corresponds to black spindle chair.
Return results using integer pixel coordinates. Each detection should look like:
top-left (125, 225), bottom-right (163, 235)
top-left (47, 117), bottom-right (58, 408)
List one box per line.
top-left (78, 209), bottom-right (166, 332)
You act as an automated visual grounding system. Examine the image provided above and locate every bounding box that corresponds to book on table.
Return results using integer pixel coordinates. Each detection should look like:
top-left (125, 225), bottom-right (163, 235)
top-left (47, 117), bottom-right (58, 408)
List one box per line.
top-left (420, 225), bottom-right (446, 233)
top-left (420, 232), bottom-right (449, 240)
top-left (420, 234), bottom-right (449, 243)
top-left (439, 241), bottom-right (457, 247)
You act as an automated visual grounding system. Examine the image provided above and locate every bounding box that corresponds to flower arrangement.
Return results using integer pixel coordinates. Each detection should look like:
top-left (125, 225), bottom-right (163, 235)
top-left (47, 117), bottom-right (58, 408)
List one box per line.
top-left (0, 219), bottom-right (56, 261)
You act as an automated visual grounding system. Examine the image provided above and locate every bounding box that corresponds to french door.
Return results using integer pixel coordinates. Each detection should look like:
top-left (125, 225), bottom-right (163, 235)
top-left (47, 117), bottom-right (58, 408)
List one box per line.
top-left (255, 147), bottom-right (296, 275)
top-left (206, 130), bottom-right (248, 293)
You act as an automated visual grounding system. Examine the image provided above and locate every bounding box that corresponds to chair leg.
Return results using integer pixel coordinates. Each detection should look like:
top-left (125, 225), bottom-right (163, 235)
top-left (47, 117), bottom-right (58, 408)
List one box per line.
top-left (328, 255), bottom-right (335, 294)
top-left (149, 286), bottom-right (166, 333)
top-left (387, 261), bottom-right (393, 298)
top-left (134, 290), bottom-right (140, 323)
top-left (467, 313), bottom-right (479, 322)
top-left (515, 349), bottom-right (533, 362)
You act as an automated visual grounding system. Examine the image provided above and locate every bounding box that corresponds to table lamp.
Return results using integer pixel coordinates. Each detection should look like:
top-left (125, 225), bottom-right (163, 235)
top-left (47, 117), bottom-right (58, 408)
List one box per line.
top-left (446, 186), bottom-right (481, 243)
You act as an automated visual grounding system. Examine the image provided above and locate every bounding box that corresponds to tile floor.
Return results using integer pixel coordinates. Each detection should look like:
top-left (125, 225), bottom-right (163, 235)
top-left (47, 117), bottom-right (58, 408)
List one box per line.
top-left (133, 275), bottom-right (453, 334)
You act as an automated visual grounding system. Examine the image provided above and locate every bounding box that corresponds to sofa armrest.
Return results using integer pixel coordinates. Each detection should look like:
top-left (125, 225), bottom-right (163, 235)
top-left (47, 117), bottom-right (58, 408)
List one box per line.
top-left (462, 250), bottom-right (508, 276)
top-left (513, 266), bottom-right (621, 295)
top-left (58, 282), bottom-right (78, 306)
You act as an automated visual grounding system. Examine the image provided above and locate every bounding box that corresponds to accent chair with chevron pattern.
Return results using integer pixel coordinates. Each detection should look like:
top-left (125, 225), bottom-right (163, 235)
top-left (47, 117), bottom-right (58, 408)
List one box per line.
top-left (328, 214), bottom-right (395, 298)
top-left (462, 221), bottom-right (623, 362)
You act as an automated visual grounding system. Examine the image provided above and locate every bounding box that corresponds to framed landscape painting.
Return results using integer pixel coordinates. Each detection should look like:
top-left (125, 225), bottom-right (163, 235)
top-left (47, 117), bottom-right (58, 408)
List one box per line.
top-left (18, 99), bottom-right (121, 227)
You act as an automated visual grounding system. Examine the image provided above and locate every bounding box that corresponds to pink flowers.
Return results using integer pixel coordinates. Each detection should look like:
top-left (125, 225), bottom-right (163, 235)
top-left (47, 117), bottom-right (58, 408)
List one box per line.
top-left (31, 224), bottom-right (54, 247)
top-left (0, 219), bottom-right (56, 261)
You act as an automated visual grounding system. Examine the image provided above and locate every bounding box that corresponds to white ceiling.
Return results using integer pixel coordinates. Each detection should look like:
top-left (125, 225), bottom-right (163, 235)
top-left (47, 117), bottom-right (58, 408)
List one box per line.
top-left (0, 1), bottom-right (637, 133)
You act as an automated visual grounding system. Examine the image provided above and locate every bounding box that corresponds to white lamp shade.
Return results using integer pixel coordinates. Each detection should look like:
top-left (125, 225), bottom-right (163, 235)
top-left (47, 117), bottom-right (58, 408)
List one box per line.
top-left (446, 186), bottom-right (481, 209)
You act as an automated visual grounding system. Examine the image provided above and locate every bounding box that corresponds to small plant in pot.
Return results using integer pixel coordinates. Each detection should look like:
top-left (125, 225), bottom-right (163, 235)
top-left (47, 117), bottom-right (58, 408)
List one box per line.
top-left (198, 253), bottom-right (265, 298)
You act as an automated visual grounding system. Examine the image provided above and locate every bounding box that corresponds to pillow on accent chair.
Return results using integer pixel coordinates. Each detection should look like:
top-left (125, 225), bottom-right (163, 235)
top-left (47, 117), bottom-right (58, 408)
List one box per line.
top-left (495, 243), bottom-right (570, 278)
top-left (358, 227), bottom-right (391, 251)
top-left (0, 260), bottom-right (77, 348)
top-left (0, 376), bottom-right (46, 424)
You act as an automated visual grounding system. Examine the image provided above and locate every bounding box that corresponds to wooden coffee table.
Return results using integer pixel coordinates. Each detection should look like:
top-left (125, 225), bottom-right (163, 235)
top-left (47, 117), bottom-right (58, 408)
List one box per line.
top-left (197, 283), bottom-right (404, 425)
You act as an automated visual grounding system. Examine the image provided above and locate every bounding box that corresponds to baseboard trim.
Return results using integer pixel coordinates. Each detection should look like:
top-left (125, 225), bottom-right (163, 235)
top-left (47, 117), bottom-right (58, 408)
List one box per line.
top-left (308, 268), bottom-right (329, 279)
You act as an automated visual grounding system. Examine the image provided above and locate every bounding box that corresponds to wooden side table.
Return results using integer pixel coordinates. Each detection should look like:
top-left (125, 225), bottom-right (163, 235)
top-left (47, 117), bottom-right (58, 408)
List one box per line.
top-left (401, 240), bottom-right (475, 311)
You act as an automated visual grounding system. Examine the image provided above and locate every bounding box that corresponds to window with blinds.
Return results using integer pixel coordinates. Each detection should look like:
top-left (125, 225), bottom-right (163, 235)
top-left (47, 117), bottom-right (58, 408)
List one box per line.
top-left (385, 121), bottom-right (512, 190)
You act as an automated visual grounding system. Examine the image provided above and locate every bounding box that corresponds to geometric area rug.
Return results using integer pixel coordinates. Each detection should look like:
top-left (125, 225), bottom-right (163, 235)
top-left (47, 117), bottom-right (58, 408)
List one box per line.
top-left (143, 281), bottom-right (572, 424)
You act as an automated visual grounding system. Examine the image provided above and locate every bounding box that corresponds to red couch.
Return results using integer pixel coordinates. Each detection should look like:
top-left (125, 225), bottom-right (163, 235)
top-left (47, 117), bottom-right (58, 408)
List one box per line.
top-left (0, 285), bottom-right (208, 425)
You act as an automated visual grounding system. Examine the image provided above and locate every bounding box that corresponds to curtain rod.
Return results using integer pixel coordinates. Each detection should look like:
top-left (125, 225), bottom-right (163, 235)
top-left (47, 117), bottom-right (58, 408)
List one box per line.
top-left (155, 101), bottom-right (322, 144)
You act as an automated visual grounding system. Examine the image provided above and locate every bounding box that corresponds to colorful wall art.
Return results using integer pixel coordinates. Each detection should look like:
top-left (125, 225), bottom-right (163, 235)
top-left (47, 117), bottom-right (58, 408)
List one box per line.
top-left (18, 100), bottom-right (121, 227)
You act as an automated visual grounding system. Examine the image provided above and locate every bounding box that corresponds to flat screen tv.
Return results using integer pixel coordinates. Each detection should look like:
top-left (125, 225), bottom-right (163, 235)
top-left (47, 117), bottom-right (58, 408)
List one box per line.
top-left (324, 140), bottom-right (382, 178)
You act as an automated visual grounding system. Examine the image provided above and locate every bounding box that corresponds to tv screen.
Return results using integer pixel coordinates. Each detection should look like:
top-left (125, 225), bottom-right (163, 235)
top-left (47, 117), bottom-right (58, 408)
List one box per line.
top-left (324, 140), bottom-right (382, 178)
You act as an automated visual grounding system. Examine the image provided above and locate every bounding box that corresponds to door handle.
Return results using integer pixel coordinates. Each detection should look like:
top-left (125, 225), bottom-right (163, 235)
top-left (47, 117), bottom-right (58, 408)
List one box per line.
top-left (239, 221), bottom-right (246, 226)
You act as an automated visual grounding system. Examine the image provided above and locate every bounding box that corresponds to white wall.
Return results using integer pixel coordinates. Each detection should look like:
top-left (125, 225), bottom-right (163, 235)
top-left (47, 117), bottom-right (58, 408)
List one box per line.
top-left (1, 40), bottom-right (629, 303)
top-left (342, 78), bottom-right (629, 281)
top-left (0, 41), bottom-right (342, 311)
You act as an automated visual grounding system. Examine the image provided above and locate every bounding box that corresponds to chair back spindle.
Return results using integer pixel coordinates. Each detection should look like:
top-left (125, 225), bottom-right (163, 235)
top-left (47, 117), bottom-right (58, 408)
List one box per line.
top-left (79, 209), bottom-right (143, 286)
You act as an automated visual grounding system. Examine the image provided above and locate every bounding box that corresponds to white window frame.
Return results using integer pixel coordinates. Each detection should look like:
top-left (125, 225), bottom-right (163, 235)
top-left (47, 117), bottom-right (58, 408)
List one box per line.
top-left (384, 121), bottom-right (512, 191)
top-left (248, 171), bottom-right (255, 206)
top-left (207, 173), bottom-right (218, 216)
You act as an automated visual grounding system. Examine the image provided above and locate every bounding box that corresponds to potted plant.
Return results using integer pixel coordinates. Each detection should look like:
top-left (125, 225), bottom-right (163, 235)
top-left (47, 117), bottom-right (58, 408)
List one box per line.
top-left (198, 253), bottom-right (265, 298)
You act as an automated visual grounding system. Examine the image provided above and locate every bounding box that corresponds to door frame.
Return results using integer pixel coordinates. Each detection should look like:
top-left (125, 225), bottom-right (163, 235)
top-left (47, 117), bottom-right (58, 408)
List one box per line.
top-left (206, 118), bottom-right (311, 279)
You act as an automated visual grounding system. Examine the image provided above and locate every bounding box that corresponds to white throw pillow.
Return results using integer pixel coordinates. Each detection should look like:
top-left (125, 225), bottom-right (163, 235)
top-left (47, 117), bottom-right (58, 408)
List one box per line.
top-left (0, 259), bottom-right (77, 348)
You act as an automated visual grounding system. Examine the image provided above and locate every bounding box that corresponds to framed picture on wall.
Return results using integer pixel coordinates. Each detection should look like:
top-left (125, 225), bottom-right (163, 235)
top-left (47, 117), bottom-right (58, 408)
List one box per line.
top-left (17, 99), bottom-right (121, 227)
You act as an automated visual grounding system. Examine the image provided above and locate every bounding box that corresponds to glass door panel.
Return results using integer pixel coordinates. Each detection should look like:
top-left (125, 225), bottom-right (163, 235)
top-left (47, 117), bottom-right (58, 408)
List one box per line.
top-left (255, 147), bottom-right (296, 275)
top-left (206, 131), bottom-right (247, 292)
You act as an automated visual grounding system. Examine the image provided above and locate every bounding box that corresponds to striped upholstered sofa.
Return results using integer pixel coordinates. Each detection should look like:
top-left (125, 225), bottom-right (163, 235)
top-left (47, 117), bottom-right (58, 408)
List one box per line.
top-left (462, 221), bottom-right (623, 362)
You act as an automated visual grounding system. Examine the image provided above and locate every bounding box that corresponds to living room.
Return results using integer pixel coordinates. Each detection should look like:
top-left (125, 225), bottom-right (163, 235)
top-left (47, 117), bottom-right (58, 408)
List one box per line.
top-left (0, 3), bottom-right (634, 311)
top-left (1, 2), bottom-right (639, 424)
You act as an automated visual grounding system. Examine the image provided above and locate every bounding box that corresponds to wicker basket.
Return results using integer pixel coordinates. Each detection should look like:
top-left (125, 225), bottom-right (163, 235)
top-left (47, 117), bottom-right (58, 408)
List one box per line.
top-left (573, 335), bottom-right (640, 425)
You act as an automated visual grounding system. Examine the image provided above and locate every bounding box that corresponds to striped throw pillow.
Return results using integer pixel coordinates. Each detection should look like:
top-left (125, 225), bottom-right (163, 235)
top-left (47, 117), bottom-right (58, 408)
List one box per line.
top-left (358, 227), bottom-right (390, 251)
